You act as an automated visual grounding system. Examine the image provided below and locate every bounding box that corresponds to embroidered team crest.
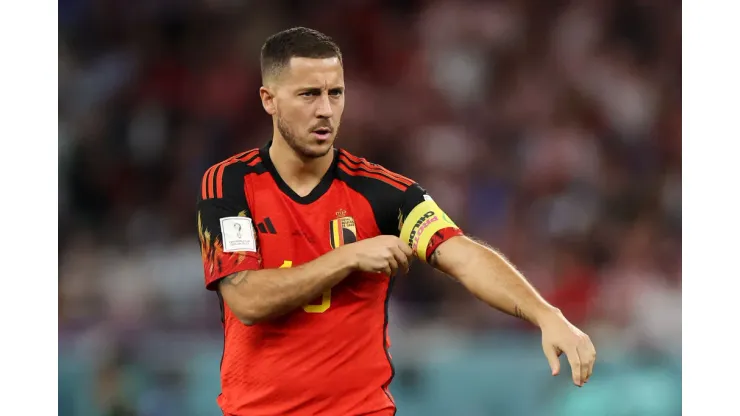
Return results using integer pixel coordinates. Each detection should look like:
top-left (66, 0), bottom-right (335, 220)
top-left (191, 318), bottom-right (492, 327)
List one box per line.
top-left (330, 216), bottom-right (357, 248)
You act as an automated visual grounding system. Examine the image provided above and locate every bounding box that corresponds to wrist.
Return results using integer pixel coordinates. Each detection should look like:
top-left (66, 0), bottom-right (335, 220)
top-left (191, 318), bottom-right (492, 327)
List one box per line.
top-left (334, 245), bottom-right (359, 272)
top-left (531, 304), bottom-right (562, 328)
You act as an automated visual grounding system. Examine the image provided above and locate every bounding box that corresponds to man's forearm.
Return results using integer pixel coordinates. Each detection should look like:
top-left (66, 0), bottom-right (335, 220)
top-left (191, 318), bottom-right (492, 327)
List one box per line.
top-left (220, 248), bottom-right (356, 324)
top-left (432, 236), bottom-right (558, 326)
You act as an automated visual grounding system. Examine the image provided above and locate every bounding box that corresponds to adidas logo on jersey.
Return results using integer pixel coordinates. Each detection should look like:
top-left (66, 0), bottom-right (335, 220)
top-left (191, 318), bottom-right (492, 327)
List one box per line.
top-left (255, 217), bottom-right (277, 235)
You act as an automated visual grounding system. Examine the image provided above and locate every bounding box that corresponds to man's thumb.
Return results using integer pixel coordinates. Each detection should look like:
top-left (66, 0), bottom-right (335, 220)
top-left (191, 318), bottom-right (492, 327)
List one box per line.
top-left (544, 345), bottom-right (560, 376)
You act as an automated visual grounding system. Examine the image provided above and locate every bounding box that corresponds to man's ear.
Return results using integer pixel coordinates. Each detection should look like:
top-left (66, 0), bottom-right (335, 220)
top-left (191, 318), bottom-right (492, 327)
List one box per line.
top-left (260, 86), bottom-right (276, 115)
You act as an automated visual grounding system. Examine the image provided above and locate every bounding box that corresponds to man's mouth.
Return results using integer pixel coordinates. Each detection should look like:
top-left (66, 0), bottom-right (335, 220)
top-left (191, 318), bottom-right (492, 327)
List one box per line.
top-left (312, 127), bottom-right (332, 139)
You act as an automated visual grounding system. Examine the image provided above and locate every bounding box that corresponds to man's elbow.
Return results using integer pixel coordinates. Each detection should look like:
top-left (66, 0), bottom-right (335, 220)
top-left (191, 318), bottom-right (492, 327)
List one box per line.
top-left (238, 316), bottom-right (257, 326)
top-left (230, 307), bottom-right (267, 326)
top-left (231, 303), bottom-right (276, 326)
top-left (221, 294), bottom-right (269, 326)
top-left (227, 306), bottom-right (253, 325)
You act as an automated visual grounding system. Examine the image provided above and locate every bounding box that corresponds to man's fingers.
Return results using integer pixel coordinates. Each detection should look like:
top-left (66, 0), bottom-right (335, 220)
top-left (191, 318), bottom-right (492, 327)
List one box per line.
top-left (386, 253), bottom-right (399, 277)
top-left (543, 345), bottom-right (560, 376)
top-left (391, 247), bottom-right (410, 275)
top-left (396, 239), bottom-right (414, 258)
top-left (578, 345), bottom-right (589, 384)
top-left (580, 337), bottom-right (596, 383)
top-left (566, 348), bottom-right (583, 387)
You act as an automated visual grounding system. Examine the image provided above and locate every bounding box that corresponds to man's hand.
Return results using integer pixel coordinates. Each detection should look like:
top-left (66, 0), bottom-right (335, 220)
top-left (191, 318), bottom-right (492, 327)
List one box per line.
top-left (539, 310), bottom-right (596, 387)
top-left (343, 235), bottom-right (413, 276)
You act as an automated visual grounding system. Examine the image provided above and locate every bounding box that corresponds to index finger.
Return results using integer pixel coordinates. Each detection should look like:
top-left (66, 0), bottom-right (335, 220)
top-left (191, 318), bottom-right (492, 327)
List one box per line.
top-left (391, 246), bottom-right (410, 275)
top-left (581, 338), bottom-right (596, 383)
top-left (396, 239), bottom-right (414, 258)
top-left (566, 348), bottom-right (583, 387)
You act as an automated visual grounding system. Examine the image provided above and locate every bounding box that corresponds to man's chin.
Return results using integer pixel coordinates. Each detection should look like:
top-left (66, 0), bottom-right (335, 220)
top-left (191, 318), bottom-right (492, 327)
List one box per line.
top-left (299, 137), bottom-right (334, 158)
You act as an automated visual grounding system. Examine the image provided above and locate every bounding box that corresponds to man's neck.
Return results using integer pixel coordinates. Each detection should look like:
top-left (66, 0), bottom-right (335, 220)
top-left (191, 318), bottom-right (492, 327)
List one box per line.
top-left (268, 137), bottom-right (334, 197)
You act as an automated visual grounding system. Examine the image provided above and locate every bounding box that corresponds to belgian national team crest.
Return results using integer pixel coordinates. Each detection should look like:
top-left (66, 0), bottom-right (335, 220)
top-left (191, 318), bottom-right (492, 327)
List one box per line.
top-left (329, 216), bottom-right (357, 249)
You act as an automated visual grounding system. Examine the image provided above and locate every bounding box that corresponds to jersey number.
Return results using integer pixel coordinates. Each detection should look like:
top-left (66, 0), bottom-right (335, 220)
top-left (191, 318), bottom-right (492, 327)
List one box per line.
top-left (280, 260), bottom-right (331, 313)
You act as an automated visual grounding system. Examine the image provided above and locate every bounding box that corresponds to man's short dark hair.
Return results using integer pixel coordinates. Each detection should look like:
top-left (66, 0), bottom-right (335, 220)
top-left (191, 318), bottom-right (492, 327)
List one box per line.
top-left (260, 27), bottom-right (342, 83)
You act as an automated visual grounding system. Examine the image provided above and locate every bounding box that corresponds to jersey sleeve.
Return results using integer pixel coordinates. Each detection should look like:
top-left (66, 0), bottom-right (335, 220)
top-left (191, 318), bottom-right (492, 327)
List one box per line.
top-left (197, 161), bottom-right (261, 290)
top-left (396, 183), bottom-right (464, 263)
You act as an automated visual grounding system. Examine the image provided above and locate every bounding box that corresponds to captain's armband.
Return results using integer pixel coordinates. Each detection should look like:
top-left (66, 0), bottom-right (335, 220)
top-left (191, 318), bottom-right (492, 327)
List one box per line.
top-left (399, 199), bottom-right (461, 262)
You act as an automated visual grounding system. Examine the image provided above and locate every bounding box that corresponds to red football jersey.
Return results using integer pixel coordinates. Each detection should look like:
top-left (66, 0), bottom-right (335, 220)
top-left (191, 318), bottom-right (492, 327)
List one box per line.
top-left (196, 142), bottom-right (462, 416)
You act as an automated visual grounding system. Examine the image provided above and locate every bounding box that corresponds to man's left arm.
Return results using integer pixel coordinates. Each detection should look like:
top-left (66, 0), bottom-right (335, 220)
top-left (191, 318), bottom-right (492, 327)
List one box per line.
top-left (429, 235), bottom-right (553, 326)
top-left (397, 187), bottom-right (596, 387)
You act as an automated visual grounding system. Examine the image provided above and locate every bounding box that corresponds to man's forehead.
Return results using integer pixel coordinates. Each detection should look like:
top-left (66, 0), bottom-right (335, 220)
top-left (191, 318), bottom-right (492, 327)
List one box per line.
top-left (283, 57), bottom-right (344, 86)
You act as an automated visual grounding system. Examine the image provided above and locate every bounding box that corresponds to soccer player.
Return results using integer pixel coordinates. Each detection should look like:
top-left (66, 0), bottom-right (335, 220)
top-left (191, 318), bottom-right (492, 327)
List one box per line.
top-left (196, 27), bottom-right (596, 416)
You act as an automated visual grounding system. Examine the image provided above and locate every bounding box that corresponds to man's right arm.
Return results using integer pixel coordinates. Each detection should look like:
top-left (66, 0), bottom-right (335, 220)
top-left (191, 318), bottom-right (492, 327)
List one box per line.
top-left (197, 157), bottom-right (412, 325)
top-left (219, 233), bottom-right (412, 324)
top-left (197, 158), bottom-right (360, 324)
top-left (219, 246), bottom-right (356, 325)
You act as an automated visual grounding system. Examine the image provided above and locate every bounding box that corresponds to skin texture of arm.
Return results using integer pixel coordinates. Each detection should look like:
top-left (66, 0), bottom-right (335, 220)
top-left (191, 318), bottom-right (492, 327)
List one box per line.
top-left (219, 247), bottom-right (355, 325)
top-left (220, 235), bottom-right (412, 325)
top-left (430, 235), bottom-right (596, 386)
top-left (430, 235), bottom-right (556, 325)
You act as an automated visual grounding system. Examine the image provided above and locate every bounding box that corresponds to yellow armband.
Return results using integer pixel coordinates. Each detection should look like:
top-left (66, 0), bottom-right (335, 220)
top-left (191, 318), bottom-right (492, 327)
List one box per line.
top-left (399, 200), bottom-right (459, 261)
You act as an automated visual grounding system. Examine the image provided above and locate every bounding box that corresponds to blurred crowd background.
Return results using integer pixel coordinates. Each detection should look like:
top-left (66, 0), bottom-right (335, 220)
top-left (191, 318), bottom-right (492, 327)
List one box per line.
top-left (58, 0), bottom-right (682, 415)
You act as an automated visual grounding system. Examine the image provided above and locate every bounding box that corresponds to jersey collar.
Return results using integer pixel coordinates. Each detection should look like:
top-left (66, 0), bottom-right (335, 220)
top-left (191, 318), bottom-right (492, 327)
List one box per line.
top-left (260, 140), bottom-right (339, 205)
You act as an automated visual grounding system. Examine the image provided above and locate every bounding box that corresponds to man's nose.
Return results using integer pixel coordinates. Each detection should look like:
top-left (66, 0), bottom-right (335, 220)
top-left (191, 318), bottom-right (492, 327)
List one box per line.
top-left (315, 94), bottom-right (333, 118)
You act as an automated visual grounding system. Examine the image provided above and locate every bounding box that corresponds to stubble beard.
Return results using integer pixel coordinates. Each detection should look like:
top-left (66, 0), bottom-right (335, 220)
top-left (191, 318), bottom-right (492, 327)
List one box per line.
top-left (277, 116), bottom-right (336, 160)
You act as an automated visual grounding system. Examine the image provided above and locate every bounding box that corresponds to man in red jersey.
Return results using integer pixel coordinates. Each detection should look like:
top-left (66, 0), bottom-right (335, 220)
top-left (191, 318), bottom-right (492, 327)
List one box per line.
top-left (196, 27), bottom-right (596, 416)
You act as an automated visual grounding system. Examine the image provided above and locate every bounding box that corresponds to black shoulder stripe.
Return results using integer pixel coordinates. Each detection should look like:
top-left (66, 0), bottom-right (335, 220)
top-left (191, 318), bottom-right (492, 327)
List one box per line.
top-left (337, 159), bottom-right (411, 190)
top-left (336, 166), bottom-right (409, 236)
